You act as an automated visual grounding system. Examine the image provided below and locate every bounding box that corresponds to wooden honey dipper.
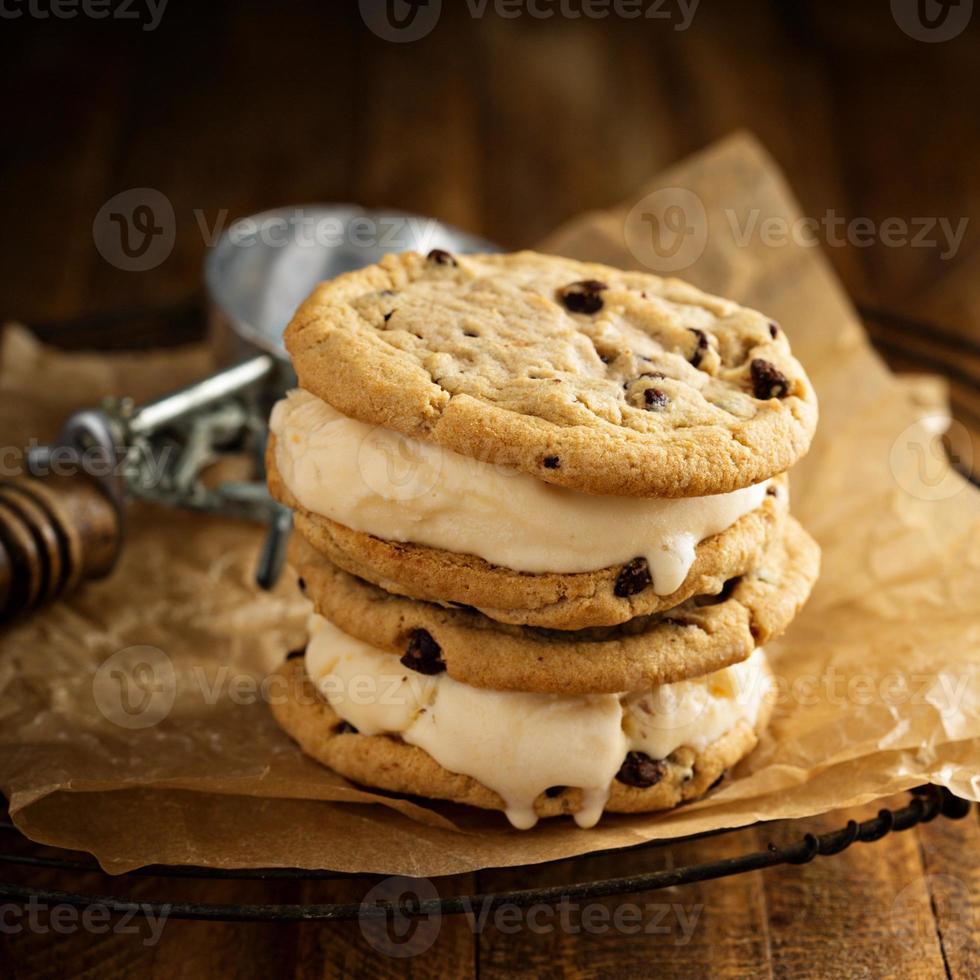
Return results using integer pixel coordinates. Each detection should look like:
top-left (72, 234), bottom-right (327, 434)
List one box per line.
top-left (0, 474), bottom-right (121, 621)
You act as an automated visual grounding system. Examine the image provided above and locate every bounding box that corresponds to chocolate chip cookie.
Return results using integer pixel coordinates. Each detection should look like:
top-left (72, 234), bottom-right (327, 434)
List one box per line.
top-left (288, 516), bottom-right (819, 694)
top-left (285, 250), bottom-right (817, 497)
top-left (270, 654), bottom-right (773, 824)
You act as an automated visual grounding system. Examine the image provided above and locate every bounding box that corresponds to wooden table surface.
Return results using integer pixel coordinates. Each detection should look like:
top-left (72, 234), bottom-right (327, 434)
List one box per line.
top-left (2, 2), bottom-right (979, 977)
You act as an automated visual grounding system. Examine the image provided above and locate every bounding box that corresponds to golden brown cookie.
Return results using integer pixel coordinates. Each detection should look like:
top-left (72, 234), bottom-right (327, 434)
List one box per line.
top-left (269, 655), bottom-right (773, 824)
top-left (269, 444), bottom-right (790, 631)
top-left (289, 516), bottom-right (819, 694)
top-left (285, 250), bottom-right (817, 497)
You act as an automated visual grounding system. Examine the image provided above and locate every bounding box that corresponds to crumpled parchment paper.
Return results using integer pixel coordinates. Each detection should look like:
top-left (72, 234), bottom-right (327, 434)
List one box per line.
top-left (1, 133), bottom-right (977, 874)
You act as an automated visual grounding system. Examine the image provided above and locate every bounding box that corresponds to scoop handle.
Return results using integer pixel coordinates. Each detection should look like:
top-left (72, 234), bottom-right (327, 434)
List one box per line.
top-left (0, 474), bottom-right (121, 623)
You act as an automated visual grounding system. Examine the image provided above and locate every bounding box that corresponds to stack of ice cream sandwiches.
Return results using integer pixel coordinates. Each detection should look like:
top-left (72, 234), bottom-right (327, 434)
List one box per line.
top-left (267, 249), bottom-right (820, 830)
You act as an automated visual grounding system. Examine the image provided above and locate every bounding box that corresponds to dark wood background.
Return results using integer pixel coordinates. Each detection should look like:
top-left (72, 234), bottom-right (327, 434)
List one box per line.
top-left (1, 1), bottom-right (979, 976)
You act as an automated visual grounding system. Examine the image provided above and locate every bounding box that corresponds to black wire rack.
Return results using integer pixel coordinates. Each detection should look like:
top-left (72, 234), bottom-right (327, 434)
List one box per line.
top-left (0, 786), bottom-right (972, 923)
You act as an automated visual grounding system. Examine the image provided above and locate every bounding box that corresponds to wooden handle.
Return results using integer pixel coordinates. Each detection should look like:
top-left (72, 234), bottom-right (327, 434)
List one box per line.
top-left (0, 474), bottom-right (122, 623)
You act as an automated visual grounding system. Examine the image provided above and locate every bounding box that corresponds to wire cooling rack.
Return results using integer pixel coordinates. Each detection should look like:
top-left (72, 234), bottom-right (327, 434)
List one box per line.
top-left (0, 786), bottom-right (972, 922)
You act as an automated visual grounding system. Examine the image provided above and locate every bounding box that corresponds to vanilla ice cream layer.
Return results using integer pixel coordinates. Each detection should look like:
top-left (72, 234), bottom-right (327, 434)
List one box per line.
top-left (305, 615), bottom-right (771, 830)
top-left (271, 390), bottom-right (770, 594)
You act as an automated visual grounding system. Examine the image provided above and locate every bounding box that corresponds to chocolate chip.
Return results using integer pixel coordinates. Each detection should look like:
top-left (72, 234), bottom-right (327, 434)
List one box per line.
top-left (427, 248), bottom-right (457, 266)
top-left (558, 280), bottom-right (607, 314)
top-left (689, 328), bottom-right (709, 367)
top-left (750, 358), bottom-right (790, 399)
top-left (400, 629), bottom-right (446, 675)
top-left (643, 387), bottom-right (670, 410)
top-left (542, 455), bottom-right (561, 469)
top-left (297, 577), bottom-right (306, 592)
top-left (285, 648), bottom-right (305, 661)
top-left (614, 557), bottom-right (652, 597)
top-left (383, 311), bottom-right (394, 323)
top-left (768, 322), bottom-right (780, 339)
top-left (766, 485), bottom-right (778, 497)
top-left (544, 785), bottom-right (566, 798)
top-left (336, 720), bottom-right (359, 735)
top-left (616, 752), bottom-right (667, 788)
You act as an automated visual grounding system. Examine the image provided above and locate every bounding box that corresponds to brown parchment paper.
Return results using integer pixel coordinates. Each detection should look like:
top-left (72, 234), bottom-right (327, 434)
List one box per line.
top-left (1, 133), bottom-right (978, 875)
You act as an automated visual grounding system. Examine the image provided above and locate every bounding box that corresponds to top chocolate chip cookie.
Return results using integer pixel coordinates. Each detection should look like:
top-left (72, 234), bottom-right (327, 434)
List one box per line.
top-left (285, 250), bottom-right (818, 496)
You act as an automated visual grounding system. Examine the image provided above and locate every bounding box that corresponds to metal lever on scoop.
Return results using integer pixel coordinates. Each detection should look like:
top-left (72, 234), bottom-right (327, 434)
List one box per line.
top-left (5, 354), bottom-right (290, 623)
top-left (255, 504), bottom-right (293, 591)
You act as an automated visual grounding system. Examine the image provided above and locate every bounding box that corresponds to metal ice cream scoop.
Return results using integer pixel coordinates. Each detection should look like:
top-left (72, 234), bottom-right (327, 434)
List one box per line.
top-left (6, 207), bottom-right (497, 622)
